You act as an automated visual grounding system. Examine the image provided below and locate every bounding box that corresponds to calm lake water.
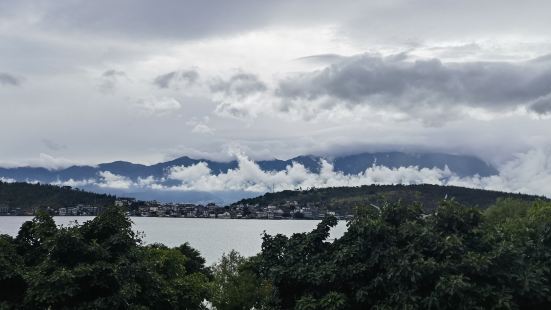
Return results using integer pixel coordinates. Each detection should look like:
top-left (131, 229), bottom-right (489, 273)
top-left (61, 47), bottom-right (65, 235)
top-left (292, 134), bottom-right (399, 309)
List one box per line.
top-left (0, 217), bottom-right (348, 264)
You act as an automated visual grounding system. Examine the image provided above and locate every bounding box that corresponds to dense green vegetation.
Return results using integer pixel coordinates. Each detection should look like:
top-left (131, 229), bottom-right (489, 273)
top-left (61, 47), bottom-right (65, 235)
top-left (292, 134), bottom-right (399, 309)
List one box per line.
top-left (0, 208), bottom-right (211, 309)
top-left (2, 197), bottom-right (551, 309)
top-left (235, 184), bottom-right (546, 212)
top-left (0, 181), bottom-right (115, 213)
top-left (230, 198), bottom-right (551, 309)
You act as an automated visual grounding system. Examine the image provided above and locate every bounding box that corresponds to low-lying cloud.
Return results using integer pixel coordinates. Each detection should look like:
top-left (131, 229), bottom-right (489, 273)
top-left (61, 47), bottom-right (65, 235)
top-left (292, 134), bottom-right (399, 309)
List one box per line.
top-left (137, 96), bottom-right (182, 114)
top-left (54, 148), bottom-right (551, 200)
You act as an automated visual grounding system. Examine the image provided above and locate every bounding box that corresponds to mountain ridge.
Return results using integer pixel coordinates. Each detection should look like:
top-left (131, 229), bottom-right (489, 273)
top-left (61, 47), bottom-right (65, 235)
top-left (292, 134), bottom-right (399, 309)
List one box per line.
top-left (0, 151), bottom-right (498, 180)
top-left (0, 151), bottom-right (499, 203)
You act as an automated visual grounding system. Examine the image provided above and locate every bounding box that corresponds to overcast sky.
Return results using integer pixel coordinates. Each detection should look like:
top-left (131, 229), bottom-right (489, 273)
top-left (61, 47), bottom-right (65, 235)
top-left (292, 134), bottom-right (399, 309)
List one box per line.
top-left (1, 0), bottom-right (551, 169)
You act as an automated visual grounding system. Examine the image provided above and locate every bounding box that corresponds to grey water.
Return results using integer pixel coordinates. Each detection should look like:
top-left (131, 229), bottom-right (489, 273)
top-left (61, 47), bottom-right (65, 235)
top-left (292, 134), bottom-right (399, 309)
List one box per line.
top-left (0, 217), bottom-right (347, 264)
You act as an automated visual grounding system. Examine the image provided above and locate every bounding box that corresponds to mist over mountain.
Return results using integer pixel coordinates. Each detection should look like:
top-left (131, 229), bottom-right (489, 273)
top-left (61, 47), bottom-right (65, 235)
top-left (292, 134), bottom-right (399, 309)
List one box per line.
top-left (0, 151), bottom-right (497, 203)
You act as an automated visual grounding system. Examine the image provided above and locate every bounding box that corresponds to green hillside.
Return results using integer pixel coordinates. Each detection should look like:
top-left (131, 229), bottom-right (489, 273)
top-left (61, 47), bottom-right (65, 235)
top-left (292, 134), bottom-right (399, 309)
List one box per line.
top-left (234, 184), bottom-right (547, 212)
top-left (0, 181), bottom-right (116, 214)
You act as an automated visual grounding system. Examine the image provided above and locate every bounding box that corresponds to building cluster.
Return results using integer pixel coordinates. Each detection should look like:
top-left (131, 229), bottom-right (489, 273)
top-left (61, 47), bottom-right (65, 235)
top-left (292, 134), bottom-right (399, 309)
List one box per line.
top-left (0, 198), bottom-right (353, 220)
top-left (0, 204), bottom-right (24, 216)
top-left (57, 205), bottom-right (101, 216)
top-left (0, 204), bottom-right (103, 216)
top-left (127, 199), bottom-right (352, 220)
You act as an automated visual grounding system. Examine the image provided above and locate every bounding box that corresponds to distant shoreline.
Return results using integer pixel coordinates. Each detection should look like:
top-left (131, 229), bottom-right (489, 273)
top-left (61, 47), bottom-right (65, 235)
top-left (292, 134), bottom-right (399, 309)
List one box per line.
top-left (0, 214), bottom-right (339, 220)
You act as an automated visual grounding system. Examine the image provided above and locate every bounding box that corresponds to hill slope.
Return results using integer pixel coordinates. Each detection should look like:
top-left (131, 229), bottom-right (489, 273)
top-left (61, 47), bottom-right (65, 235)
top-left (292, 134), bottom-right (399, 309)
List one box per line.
top-left (0, 181), bottom-right (116, 214)
top-left (233, 184), bottom-right (546, 212)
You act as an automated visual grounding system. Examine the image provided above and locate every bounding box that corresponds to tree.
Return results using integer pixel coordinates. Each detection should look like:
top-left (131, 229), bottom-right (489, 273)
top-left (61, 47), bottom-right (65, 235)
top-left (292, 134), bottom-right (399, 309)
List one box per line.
top-left (210, 251), bottom-right (272, 310)
top-left (4, 206), bottom-right (212, 309)
top-left (14, 210), bottom-right (57, 266)
top-left (0, 234), bottom-right (27, 309)
top-left (256, 200), bottom-right (551, 309)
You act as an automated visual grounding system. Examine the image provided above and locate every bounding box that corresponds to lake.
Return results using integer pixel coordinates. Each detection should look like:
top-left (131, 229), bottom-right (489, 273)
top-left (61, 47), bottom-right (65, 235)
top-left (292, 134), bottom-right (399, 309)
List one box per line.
top-left (0, 217), bottom-right (348, 264)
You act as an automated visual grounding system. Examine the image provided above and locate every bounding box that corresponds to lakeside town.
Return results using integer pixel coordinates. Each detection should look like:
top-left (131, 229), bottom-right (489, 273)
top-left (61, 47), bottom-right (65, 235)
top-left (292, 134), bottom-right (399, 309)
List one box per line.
top-left (0, 198), bottom-right (354, 220)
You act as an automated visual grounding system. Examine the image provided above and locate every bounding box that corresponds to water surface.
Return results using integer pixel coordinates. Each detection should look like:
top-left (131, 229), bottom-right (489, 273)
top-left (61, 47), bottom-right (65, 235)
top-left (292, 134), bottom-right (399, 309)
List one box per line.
top-left (0, 217), bottom-right (347, 264)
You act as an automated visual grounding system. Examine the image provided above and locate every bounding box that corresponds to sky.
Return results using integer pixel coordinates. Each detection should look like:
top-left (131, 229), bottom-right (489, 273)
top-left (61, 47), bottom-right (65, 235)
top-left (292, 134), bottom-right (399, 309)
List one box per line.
top-left (1, 0), bottom-right (551, 173)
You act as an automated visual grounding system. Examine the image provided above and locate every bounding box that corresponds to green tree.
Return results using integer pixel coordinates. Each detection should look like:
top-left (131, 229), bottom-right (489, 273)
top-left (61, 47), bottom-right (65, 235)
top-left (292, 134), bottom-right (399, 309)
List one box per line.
top-left (5, 206), bottom-right (211, 309)
top-left (257, 201), bottom-right (551, 309)
top-left (0, 234), bottom-right (27, 309)
top-left (14, 210), bottom-right (57, 266)
top-left (210, 251), bottom-right (272, 310)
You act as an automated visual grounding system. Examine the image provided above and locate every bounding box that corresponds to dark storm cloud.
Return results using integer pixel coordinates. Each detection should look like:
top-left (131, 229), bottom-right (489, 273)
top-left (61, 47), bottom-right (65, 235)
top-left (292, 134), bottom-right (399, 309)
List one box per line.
top-left (99, 70), bottom-right (127, 93)
top-left (153, 70), bottom-right (199, 89)
top-left (102, 70), bottom-right (125, 77)
top-left (276, 54), bottom-right (551, 114)
top-left (0, 73), bottom-right (20, 86)
top-left (36, 0), bottom-right (288, 40)
top-left (529, 96), bottom-right (551, 115)
top-left (8, 0), bottom-right (548, 44)
top-left (210, 73), bottom-right (267, 97)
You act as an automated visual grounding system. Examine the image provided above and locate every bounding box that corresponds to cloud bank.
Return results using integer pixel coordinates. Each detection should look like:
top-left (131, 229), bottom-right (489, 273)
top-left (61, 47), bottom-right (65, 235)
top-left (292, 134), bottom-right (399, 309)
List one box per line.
top-left (2, 0), bottom-right (551, 183)
top-left (51, 148), bottom-right (551, 199)
top-left (202, 53), bottom-right (551, 123)
top-left (147, 53), bottom-right (551, 124)
top-left (278, 54), bottom-right (551, 111)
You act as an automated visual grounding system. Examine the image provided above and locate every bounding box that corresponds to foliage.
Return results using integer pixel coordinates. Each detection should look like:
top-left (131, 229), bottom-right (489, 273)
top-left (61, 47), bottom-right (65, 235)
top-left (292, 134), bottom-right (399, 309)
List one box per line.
top-left (0, 206), bottom-right (210, 309)
top-left (254, 199), bottom-right (551, 309)
top-left (2, 197), bottom-right (551, 309)
top-left (0, 181), bottom-right (115, 212)
top-left (209, 250), bottom-right (272, 310)
top-left (234, 184), bottom-right (546, 213)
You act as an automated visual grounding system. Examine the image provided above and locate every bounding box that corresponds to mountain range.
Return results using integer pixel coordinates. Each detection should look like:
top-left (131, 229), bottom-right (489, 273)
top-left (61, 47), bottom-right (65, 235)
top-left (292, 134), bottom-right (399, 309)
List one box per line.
top-left (0, 152), bottom-right (498, 203)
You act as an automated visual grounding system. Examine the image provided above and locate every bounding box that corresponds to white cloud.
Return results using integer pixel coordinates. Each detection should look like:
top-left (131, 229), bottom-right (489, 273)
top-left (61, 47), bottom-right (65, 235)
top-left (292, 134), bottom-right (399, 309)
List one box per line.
top-left (137, 97), bottom-right (182, 114)
top-left (157, 149), bottom-right (551, 198)
top-left (97, 171), bottom-right (134, 189)
top-left (164, 153), bottom-right (451, 193)
top-left (448, 147), bottom-right (551, 197)
top-left (191, 123), bottom-right (215, 134)
top-left (24, 153), bottom-right (79, 170)
top-left (169, 162), bottom-right (212, 183)
top-left (31, 148), bottom-right (551, 200)
top-left (52, 178), bottom-right (96, 187)
top-left (187, 116), bottom-right (215, 134)
top-left (137, 175), bottom-right (157, 187)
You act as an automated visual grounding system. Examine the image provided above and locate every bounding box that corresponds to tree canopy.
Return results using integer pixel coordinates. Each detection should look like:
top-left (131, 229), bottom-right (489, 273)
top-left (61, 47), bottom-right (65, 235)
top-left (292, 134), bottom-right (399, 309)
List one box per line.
top-left (234, 184), bottom-right (546, 212)
top-left (0, 181), bottom-right (115, 212)
top-left (2, 198), bottom-right (551, 309)
top-left (0, 207), bottom-right (210, 309)
top-left (253, 198), bottom-right (551, 309)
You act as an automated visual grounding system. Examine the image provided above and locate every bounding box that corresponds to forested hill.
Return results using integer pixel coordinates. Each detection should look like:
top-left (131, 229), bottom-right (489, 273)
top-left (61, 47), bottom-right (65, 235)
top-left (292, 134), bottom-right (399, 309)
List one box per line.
top-left (233, 184), bottom-right (547, 211)
top-left (0, 181), bottom-right (116, 212)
